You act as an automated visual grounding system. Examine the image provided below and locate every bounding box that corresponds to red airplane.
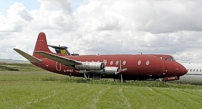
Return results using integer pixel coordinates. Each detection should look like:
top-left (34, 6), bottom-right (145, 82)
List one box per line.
top-left (13, 32), bottom-right (187, 82)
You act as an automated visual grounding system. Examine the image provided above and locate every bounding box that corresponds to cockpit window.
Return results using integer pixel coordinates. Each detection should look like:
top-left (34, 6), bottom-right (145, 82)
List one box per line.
top-left (164, 57), bottom-right (175, 61)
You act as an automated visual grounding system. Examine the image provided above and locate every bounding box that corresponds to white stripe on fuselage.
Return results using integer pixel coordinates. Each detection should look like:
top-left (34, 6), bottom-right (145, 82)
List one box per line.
top-left (175, 63), bottom-right (202, 84)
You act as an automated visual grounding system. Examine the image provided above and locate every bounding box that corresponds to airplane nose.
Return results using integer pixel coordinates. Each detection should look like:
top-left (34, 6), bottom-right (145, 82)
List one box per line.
top-left (178, 64), bottom-right (188, 76)
top-left (182, 66), bottom-right (188, 75)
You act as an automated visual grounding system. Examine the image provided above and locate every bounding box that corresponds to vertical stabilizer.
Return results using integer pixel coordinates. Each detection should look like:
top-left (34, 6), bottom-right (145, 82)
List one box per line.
top-left (33, 32), bottom-right (52, 58)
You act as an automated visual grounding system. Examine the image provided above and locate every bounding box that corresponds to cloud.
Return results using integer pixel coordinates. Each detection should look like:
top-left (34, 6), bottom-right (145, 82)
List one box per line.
top-left (38, 0), bottom-right (72, 14)
top-left (1, 0), bottom-right (202, 63)
top-left (7, 2), bottom-right (33, 21)
top-left (0, 3), bottom-right (32, 32)
top-left (74, 0), bottom-right (202, 34)
top-left (130, 0), bottom-right (202, 33)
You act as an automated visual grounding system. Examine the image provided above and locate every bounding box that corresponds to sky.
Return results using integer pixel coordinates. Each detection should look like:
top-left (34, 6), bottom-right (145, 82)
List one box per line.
top-left (0, 0), bottom-right (202, 63)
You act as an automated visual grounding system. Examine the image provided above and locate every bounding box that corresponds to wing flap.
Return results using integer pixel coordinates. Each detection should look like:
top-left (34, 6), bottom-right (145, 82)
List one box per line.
top-left (13, 48), bottom-right (42, 63)
top-left (35, 51), bottom-right (81, 66)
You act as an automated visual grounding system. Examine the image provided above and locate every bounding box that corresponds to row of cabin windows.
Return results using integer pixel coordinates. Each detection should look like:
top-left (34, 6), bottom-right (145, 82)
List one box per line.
top-left (104, 60), bottom-right (150, 66)
top-left (103, 60), bottom-right (127, 66)
top-left (188, 69), bottom-right (202, 72)
top-left (86, 60), bottom-right (150, 66)
top-left (86, 60), bottom-right (127, 65)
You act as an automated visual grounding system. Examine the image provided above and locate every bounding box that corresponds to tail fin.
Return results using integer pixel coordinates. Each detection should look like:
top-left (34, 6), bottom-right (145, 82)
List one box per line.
top-left (33, 32), bottom-right (52, 58)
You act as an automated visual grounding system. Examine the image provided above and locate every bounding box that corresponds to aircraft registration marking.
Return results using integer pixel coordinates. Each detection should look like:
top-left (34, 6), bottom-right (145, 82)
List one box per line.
top-left (65, 69), bottom-right (73, 72)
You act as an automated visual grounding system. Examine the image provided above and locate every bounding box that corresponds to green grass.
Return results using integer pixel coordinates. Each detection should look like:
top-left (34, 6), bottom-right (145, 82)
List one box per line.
top-left (0, 63), bottom-right (44, 71)
top-left (1, 71), bottom-right (202, 109)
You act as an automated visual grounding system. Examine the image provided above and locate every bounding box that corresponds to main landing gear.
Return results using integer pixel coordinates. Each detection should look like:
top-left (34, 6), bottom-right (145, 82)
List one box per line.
top-left (83, 74), bottom-right (90, 80)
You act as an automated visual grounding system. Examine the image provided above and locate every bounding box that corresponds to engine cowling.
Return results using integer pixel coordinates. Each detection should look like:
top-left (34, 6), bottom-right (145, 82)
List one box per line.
top-left (75, 62), bottom-right (105, 70)
top-left (94, 66), bottom-right (119, 75)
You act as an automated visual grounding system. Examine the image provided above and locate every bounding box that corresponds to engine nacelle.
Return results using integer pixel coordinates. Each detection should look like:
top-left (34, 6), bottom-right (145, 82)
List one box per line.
top-left (94, 66), bottom-right (119, 75)
top-left (75, 62), bottom-right (105, 70)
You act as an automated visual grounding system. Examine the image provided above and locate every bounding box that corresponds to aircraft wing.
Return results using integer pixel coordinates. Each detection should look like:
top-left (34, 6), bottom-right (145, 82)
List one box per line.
top-left (13, 48), bottom-right (42, 63)
top-left (35, 51), bottom-right (82, 66)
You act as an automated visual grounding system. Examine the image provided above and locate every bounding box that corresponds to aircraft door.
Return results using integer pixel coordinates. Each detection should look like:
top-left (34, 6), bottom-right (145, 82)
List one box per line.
top-left (163, 60), bottom-right (170, 76)
top-left (145, 57), bottom-right (161, 77)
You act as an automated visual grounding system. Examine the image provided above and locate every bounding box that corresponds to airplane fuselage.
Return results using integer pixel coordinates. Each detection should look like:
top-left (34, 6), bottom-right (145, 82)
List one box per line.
top-left (33, 54), bottom-right (186, 80)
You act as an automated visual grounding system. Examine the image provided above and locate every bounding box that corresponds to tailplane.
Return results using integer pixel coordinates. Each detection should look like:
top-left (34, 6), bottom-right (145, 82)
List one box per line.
top-left (13, 48), bottom-right (42, 63)
top-left (33, 32), bottom-right (52, 58)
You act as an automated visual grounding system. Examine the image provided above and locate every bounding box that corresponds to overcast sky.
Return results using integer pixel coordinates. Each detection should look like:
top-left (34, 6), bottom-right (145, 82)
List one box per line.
top-left (0, 0), bottom-right (202, 63)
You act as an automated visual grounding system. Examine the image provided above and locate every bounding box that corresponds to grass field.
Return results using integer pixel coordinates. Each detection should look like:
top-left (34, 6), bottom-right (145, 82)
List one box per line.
top-left (1, 71), bottom-right (202, 109)
top-left (0, 62), bottom-right (44, 71)
top-left (1, 63), bottom-right (202, 109)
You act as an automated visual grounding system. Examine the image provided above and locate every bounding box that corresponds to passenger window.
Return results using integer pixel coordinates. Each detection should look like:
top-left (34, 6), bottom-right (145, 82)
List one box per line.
top-left (193, 69), bottom-right (195, 72)
top-left (137, 60), bottom-right (141, 65)
top-left (190, 69), bottom-right (192, 71)
top-left (123, 60), bottom-right (126, 65)
top-left (103, 60), bottom-right (107, 65)
top-left (116, 61), bottom-right (119, 65)
top-left (146, 60), bottom-right (150, 65)
top-left (110, 61), bottom-right (113, 65)
top-left (196, 69), bottom-right (198, 72)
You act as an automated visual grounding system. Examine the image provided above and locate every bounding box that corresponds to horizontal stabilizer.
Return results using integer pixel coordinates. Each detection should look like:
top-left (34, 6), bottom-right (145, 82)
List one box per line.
top-left (35, 51), bottom-right (81, 66)
top-left (13, 48), bottom-right (42, 63)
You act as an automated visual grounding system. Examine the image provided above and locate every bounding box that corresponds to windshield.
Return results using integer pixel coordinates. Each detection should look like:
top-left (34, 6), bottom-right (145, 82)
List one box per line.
top-left (165, 57), bottom-right (175, 61)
